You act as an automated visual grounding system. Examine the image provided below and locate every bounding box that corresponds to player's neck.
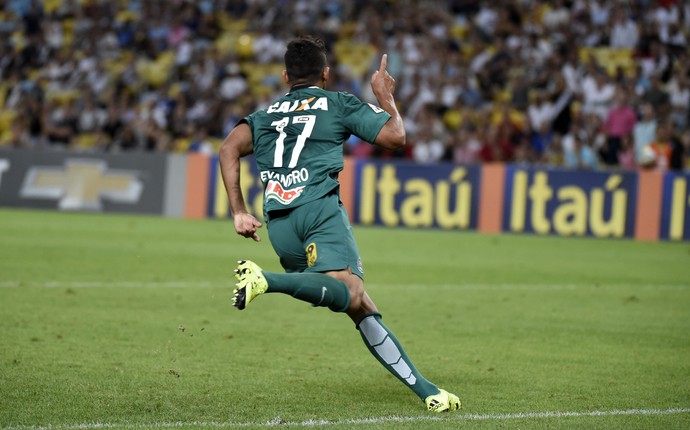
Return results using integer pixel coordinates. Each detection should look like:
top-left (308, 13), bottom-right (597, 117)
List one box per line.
top-left (290, 82), bottom-right (324, 91)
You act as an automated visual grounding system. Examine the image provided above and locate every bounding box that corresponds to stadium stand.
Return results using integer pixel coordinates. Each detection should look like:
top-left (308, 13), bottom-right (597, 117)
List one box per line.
top-left (0, 0), bottom-right (688, 170)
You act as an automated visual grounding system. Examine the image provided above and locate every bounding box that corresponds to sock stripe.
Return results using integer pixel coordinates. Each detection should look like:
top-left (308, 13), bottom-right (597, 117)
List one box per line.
top-left (391, 360), bottom-right (416, 385)
top-left (361, 316), bottom-right (417, 386)
top-left (357, 314), bottom-right (438, 400)
top-left (360, 316), bottom-right (388, 345)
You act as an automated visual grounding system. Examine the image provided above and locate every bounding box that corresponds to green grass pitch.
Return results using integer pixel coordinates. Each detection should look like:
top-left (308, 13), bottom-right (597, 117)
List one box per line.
top-left (1, 208), bottom-right (689, 430)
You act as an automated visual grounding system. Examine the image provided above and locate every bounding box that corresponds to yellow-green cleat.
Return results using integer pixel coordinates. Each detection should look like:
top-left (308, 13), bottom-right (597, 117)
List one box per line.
top-left (232, 260), bottom-right (268, 310)
top-left (425, 389), bottom-right (461, 412)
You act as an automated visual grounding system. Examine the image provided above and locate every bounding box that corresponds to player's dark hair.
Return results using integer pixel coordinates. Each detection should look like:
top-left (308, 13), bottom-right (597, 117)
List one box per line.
top-left (284, 36), bottom-right (327, 85)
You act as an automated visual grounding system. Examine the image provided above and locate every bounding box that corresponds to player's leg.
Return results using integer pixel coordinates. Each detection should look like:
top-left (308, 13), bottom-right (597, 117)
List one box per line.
top-left (233, 255), bottom-right (357, 312)
top-left (329, 269), bottom-right (459, 411)
top-left (232, 196), bottom-right (351, 311)
top-left (231, 195), bottom-right (460, 411)
top-left (355, 306), bottom-right (461, 412)
top-left (307, 200), bottom-right (461, 412)
top-left (234, 261), bottom-right (460, 411)
top-left (235, 261), bottom-right (351, 312)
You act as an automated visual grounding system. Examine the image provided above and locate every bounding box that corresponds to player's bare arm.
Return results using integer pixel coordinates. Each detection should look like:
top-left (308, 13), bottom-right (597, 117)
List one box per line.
top-left (219, 123), bottom-right (262, 242)
top-left (370, 54), bottom-right (406, 150)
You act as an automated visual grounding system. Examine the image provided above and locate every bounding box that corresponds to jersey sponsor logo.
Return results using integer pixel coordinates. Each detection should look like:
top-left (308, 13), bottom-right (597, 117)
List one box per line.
top-left (260, 168), bottom-right (309, 187)
top-left (265, 179), bottom-right (305, 205)
top-left (367, 103), bottom-right (384, 114)
top-left (306, 242), bottom-right (317, 267)
top-left (267, 97), bottom-right (329, 114)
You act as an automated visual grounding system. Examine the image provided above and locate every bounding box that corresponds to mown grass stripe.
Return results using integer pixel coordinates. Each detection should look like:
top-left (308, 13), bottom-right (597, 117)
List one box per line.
top-left (0, 281), bottom-right (687, 290)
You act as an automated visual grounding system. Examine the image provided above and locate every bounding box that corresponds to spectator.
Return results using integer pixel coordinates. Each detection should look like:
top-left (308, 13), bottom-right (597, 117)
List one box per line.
top-left (633, 103), bottom-right (658, 165)
top-left (479, 123), bottom-right (514, 163)
top-left (673, 130), bottom-right (690, 171)
top-left (412, 127), bottom-right (446, 164)
top-left (580, 138), bottom-right (601, 171)
top-left (102, 103), bottom-right (124, 147)
top-left (219, 62), bottom-right (248, 101)
top-left (44, 99), bottom-right (78, 148)
top-left (645, 121), bottom-right (674, 171)
top-left (563, 130), bottom-right (581, 170)
top-left (670, 127), bottom-right (688, 171)
top-left (601, 88), bottom-right (637, 166)
top-left (451, 124), bottom-right (481, 165)
top-left (609, 6), bottom-right (639, 49)
top-left (187, 126), bottom-right (214, 155)
top-left (643, 74), bottom-right (671, 118)
top-left (618, 134), bottom-right (637, 170)
top-left (563, 126), bottom-right (599, 170)
top-left (411, 106), bottom-right (446, 164)
top-left (78, 97), bottom-right (107, 134)
top-left (581, 66), bottom-right (616, 119)
top-left (667, 71), bottom-right (689, 130)
top-left (531, 122), bottom-right (554, 162)
top-left (544, 133), bottom-right (565, 166)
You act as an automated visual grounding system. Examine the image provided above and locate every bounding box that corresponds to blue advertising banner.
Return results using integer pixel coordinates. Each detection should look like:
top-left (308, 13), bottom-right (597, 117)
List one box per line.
top-left (353, 160), bottom-right (481, 230)
top-left (502, 166), bottom-right (638, 239)
top-left (659, 171), bottom-right (690, 241)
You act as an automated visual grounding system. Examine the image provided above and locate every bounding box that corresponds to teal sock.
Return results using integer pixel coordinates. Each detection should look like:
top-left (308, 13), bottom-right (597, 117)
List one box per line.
top-left (263, 272), bottom-right (351, 312)
top-left (357, 313), bottom-right (439, 401)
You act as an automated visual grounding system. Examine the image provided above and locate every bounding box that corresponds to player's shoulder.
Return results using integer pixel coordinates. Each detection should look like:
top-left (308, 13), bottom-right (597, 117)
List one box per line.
top-left (332, 90), bottom-right (361, 101)
top-left (330, 90), bottom-right (376, 112)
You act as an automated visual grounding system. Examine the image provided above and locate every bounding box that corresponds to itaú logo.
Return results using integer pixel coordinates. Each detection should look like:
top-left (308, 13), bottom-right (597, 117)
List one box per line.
top-left (264, 180), bottom-right (304, 205)
top-left (20, 159), bottom-right (143, 210)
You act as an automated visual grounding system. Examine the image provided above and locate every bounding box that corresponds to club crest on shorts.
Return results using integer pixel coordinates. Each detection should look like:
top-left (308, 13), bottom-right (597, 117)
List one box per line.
top-left (306, 242), bottom-right (317, 267)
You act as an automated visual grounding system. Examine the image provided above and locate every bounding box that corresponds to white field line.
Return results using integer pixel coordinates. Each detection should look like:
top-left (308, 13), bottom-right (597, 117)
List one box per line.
top-left (0, 281), bottom-right (687, 290)
top-left (2, 408), bottom-right (689, 429)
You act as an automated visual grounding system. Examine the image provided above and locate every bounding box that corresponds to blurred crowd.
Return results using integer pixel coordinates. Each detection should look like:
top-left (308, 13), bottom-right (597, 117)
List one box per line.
top-left (0, 0), bottom-right (689, 172)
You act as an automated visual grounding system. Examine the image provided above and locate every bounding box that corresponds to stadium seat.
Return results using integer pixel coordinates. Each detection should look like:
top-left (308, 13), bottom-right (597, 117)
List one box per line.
top-left (74, 133), bottom-right (100, 151)
top-left (136, 51), bottom-right (175, 87)
top-left (0, 109), bottom-right (17, 135)
top-left (334, 40), bottom-right (376, 79)
top-left (173, 137), bottom-right (192, 153)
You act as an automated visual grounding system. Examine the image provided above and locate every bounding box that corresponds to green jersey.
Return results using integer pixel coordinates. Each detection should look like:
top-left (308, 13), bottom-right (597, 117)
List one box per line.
top-left (242, 86), bottom-right (390, 217)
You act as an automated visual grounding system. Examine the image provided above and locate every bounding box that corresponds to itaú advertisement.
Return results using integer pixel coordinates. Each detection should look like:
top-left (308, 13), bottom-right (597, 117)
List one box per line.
top-left (502, 166), bottom-right (638, 239)
top-left (206, 157), bottom-right (481, 230)
top-left (352, 160), bottom-right (480, 230)
top-left (660, 172), bottom-right (690, 241)
top-left (205, 156), bottom-right (688, 242)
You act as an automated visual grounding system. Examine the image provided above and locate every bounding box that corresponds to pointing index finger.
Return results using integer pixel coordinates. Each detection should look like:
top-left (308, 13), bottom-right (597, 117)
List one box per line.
top-left (379, 54), bottom-right (387, 73)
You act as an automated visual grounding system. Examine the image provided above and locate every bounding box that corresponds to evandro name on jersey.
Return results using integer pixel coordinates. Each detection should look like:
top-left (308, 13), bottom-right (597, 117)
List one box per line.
top-left (242, 86), bottom-right (390, 217)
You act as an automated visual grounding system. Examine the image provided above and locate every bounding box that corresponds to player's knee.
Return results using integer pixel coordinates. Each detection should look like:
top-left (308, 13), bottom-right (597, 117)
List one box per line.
top-left (324, 269), bottom-right (364, 312)
top-left (346, 280), bottom-right (364, 311)
top-left (333, 273), bottom-right (364, 310)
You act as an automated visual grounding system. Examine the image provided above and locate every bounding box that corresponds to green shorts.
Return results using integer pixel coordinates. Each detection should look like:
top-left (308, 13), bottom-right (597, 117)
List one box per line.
top-left (266, 192), bottom-right (364, 279)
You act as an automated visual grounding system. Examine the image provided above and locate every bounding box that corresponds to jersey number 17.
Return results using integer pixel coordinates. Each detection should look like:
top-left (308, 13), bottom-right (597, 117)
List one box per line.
top-left (270, 115), bottom-right (316, 168)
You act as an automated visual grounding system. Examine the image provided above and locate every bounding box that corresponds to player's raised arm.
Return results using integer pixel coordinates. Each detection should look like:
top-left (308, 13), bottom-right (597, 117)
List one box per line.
top-left (370, 54), bottom-right (406, 150)
top-left (219, 123), bottom-right (262, 242)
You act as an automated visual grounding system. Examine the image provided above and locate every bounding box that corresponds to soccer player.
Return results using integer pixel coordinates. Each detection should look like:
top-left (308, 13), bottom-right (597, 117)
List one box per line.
top-left (218, 36), bottom-right (461, 412)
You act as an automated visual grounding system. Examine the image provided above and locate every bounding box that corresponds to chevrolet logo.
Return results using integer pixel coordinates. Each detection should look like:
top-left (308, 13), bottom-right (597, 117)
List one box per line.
top-left (20, 159), bottom-right (143, 210)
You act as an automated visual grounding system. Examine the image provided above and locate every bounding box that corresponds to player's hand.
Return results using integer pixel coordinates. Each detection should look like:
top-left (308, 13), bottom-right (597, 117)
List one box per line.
top-left (233, 212), bottom-right (262, 242)
top-left (370, 54), bottom-right (396, 98)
